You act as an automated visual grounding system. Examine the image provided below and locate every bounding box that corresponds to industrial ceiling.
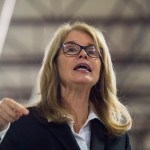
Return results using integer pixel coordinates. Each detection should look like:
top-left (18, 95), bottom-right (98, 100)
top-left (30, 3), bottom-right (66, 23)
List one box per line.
top-left (0, 0), bottom-right (150, 149)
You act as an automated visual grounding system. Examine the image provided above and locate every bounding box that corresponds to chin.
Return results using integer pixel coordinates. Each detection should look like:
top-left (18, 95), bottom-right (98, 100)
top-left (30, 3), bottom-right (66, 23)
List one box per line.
top-left (73, 79), bottom-right (96, 85)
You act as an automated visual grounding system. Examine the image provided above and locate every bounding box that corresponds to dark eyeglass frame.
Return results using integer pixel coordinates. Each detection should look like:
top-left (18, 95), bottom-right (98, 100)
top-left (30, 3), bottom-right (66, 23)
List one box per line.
top-left (61, 42), bottom-right (101, 58)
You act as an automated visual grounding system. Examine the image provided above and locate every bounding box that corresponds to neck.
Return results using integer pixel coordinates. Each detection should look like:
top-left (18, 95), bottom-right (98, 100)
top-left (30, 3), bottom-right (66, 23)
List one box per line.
top-left (61, 84), bottom-right (91, 133)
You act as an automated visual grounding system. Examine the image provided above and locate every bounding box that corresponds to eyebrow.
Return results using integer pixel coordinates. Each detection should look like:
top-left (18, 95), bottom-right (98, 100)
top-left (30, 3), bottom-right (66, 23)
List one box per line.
top-left (64, 41), bottom-right (95, 46)
top-left (64, 41), bottom-right (76, 44)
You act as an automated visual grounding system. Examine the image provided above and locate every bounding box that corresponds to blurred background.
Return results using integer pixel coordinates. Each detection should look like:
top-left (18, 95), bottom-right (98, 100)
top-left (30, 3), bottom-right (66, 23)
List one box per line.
top-left (0, 0), bottom-right (150, 149)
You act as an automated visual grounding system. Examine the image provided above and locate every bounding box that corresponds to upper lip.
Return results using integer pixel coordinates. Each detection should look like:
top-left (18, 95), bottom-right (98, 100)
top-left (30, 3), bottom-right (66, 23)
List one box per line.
top-left (73, 62), bottom-right (92, 72)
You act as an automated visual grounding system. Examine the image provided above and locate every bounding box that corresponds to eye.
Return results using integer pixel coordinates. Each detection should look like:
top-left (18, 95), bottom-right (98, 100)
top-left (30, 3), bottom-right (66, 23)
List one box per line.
top-left (86, 49), bottom-right (95, 54)
top-left (63, 44), bottom-right (79, 53)
top-left (67, 47), bottom-right (78, 53)
top-left (86, 46), bottom-right (99, 57)
top-left (86, 46), bottom-right (96, 54)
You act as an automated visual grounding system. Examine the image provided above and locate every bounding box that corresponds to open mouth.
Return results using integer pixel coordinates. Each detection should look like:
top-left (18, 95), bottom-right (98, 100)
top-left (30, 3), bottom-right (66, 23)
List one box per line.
top-left (74, 63), bottom-right (91, 72)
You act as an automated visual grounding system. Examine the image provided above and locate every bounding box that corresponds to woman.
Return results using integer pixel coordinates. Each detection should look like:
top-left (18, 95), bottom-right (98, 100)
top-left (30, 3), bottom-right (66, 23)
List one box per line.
top-left (0, 22), bottom-right (132, 150)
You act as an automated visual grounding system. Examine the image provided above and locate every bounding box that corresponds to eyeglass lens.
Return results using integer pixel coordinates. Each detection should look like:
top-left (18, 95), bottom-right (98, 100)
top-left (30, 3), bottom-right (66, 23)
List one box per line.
top-left (62, 43), bottom-right (100, 58)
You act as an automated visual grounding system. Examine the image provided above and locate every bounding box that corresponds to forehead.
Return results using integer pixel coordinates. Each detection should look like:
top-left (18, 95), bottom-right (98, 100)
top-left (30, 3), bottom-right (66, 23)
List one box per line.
top-left (64, 30), bottom-right (94, 45)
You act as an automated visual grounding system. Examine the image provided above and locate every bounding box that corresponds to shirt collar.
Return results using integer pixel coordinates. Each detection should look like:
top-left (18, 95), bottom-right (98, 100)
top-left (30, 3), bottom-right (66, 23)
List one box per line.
top-left (69, 108), bottom-right (100, 127)
top-left (84, 108), bottom-right (99, 125)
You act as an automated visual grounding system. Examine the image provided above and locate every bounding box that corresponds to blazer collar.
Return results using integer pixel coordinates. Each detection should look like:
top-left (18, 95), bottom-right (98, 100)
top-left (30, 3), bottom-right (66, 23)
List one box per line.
top-left (46, 122), bottom-right (80, 150)
top-left (46, 119), bottom-right (107, 150)
top-left (32, 107), bottom-right (107, 150)
top-left (90, 119), bottom-right (107, 150)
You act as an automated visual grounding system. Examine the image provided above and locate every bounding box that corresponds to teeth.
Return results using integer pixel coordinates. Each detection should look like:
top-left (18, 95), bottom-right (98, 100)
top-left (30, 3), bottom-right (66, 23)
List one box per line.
top-left (77, 68), bottom-right (87, 70)
top-left (77, 68), bottom-right (87, 71)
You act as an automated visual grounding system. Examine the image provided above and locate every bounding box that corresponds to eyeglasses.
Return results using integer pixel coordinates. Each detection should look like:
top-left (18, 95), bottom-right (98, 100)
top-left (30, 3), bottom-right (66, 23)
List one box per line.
top-left (61, 42), bottom-right (100, 58)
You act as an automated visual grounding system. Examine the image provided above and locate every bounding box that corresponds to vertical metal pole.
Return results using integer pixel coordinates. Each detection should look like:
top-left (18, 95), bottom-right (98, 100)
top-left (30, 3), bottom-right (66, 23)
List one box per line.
top-left (0, 0), bottom-right (16, 56)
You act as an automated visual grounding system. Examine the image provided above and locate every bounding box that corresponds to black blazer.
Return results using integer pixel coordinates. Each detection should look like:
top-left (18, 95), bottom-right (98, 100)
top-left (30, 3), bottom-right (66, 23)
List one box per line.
top-left (0, 108), bottom-right (131, 150)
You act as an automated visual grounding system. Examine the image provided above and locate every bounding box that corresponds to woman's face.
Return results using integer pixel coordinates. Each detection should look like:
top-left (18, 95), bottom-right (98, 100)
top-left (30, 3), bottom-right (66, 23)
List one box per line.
top-left (57, 30), bottom-right (101, 88)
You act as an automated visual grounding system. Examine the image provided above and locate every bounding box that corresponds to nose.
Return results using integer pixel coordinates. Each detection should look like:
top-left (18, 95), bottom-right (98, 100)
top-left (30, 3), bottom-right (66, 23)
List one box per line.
top-left (78, 49), bottom-right (88, 59)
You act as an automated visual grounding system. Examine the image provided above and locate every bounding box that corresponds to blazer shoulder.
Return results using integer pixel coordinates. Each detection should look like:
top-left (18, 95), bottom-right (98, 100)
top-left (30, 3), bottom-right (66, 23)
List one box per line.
top-left (12, 107), bottom-right (40, 125)
top-left (105, 132), bottom-right (131, 150)
top-left (1, 107), bottom-right (81, 150)
top-left (0, 107), bottom-right (60, 150)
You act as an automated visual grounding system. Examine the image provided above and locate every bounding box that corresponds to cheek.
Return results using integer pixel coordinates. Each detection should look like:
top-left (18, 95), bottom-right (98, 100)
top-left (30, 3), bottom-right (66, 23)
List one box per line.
top-left (57, 56), bottom-right (73, 81)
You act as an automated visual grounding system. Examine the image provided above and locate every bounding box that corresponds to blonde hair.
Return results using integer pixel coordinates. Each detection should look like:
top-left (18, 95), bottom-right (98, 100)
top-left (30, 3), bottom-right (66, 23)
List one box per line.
top-left (36, 21), bottom-right (132, 135)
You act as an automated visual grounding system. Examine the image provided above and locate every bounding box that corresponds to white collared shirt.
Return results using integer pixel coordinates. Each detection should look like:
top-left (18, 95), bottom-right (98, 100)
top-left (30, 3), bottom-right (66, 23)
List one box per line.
top-left (0, 124), bottom-right (10, 142)
top-left (68, 109), bottom-right (99, 150)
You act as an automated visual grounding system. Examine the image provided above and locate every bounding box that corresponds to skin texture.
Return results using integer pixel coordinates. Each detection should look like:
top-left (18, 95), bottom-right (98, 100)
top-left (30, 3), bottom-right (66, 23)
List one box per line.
top-left (58, 30), bottom-right (100, 89)
top-left (57, 30), bottom-right (101, 132)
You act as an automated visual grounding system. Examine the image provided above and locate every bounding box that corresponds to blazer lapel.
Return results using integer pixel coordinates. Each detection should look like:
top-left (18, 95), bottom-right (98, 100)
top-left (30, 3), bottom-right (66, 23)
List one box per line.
top-left (46, 122), bottom-right (80, 150)
top-left (90, 119), bottom-right (107, 150)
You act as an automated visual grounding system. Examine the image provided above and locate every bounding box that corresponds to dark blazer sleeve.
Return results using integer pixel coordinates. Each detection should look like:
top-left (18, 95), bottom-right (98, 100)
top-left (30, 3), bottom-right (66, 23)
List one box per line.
top-left (90, 119), bottom-right (132, 150)
top-left (104, 132), bottom-right (131, 150)
top-left (0, 109), bottom-right (53, 150)
top-left (0, 108), bottom-right (61, 150)
top-left (125, 133), bottom-right (132, 150)
top-left (0, 108), bottom-right (80, 150)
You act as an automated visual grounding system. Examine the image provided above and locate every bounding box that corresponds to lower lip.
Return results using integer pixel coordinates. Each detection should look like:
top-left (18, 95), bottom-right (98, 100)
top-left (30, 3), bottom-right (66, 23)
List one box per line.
top-left (74, 69), bottom-right (90, 73)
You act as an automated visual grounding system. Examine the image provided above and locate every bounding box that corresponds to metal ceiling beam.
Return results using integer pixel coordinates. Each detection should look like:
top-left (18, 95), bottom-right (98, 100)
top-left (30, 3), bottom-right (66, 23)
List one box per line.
top-left (110, 0), bottom-right (131, 17)
top-left (0, 88), bottom-right (32, 100)
top-left (10, 16), bottom-right (150, 26)
top-left (63, 0), bottom-right (88, 17)
top-left (124, 0), bottom-right (146, 16)
top-left (27, 1), bottom-right (55, 19)
top-left (27, 0), bottom-right (88, 22)
top-left (118, 87), bottom-right (150, 98)
top-left (0, 87), bottom-right (149, 100)
top-left (115, 26), bottom-right (148, 90)
top-left (0, 55), bottom-right (150, 66)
